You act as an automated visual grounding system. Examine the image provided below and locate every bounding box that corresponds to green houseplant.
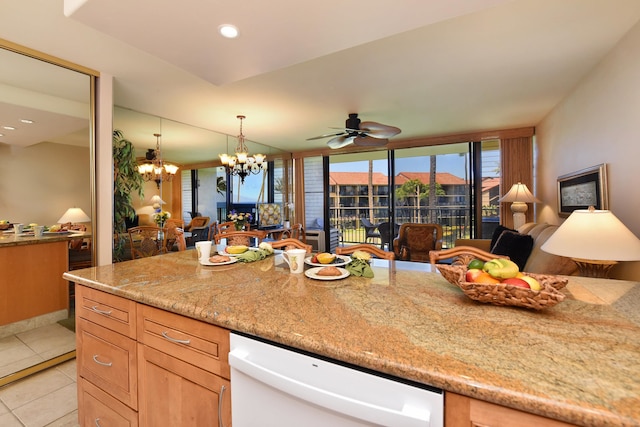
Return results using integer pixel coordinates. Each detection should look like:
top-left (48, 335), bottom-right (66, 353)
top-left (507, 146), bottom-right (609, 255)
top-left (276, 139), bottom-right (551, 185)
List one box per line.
top-left (113, 129), bottom-right (144, 261)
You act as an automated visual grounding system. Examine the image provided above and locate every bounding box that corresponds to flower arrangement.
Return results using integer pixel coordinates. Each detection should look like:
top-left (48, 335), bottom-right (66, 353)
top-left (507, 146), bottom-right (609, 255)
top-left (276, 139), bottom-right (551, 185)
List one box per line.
top-left (154, 210), bottom-right (171, 227)
top-left (228, 210), bottom-right (252, 230)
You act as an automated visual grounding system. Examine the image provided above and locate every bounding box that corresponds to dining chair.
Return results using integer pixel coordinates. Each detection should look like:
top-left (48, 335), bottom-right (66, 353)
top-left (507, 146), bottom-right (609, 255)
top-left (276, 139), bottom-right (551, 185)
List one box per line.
top-left (214, 230), bottom-right (267, 246)
top-left (185, 216), bottom-right (210, 232)
top-left (269, 238), bottom-right (312, 253)
top-left (377, 221), bottom-right (400, 250)
top-left (429, 246), bottom-right (508, 267)
top-left (174, 228), bottom-right (187, 252)
top-left (360, 218), bottom-right (381, 244)
top-left (128, 226), bottom-right (167, 259)
top-left (207, 221), bottom-right (219, 240)
top-left (281, 223), bottom-right (306, 242)
top-left (393, 223), bottom-right (443, 262)
top-left (217, 221), bottom-right (236, 234)
top-left (336, 243), bottom-right (395, 260)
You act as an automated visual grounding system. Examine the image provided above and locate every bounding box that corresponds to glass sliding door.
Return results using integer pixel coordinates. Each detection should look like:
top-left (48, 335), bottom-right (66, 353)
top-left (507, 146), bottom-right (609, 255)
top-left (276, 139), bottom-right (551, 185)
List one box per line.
top-left (393, 144), bottom-right (470, 248)
top-left (477, 139), bottom-right (501, 238)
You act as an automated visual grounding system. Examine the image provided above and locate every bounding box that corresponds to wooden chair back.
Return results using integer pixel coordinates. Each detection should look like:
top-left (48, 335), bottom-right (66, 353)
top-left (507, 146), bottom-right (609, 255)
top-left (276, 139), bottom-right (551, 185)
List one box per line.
top-left (336, 244), bottom-right (395, 260)
top-left (393, 223), bottom-right (443, 262)
top-left (269, 238), bottom-right (312, 253)
top-left (217, 221), bottom-right (236, 234)
top-left (207, 221), bottom-right (219, 240)
top-left (214, 230), bottom-right (267, 246)
top-left (281, 223), bottom-right (305, 242)
top-left (185, 216), bottom-right (210, 231)
top-left (174, 228), bottom-right (187, 252)
top-left (128, 226), bottom-right (167, 258)
top-left (429, 246), bottom-right (508, 267)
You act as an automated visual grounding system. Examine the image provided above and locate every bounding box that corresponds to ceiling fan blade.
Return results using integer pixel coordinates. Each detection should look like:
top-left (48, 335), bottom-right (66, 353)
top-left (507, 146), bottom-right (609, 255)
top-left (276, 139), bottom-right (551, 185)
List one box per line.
top-left (327, 135), bottom-right (355, 149)
top-left (306, 131), bottom-right (347, 141)
top-left (353, 136), bottom-right (389, 146)
top-left (359, 121), bottom-right (401, 138)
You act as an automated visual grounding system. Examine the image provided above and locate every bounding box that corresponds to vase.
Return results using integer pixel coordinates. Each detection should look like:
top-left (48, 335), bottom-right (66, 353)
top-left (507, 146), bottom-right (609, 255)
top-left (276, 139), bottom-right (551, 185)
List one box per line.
top-left (234, 222), bottom-right (245, 231)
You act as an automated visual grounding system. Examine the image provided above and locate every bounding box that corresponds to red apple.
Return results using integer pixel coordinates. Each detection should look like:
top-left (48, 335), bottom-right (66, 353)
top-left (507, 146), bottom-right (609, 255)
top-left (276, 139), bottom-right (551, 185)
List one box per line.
top-left (501, 277), bottom-right (531, 289)
top-left (466, 268), bottom-right (484, 282)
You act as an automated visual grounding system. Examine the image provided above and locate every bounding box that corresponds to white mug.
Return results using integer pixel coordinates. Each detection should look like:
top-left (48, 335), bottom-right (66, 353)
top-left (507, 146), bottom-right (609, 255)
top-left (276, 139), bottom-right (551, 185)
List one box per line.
top-left (34, 225), bottom-right (45, 237)
top-left (195, 241), bottom-right (213, 263)
top-left (14, 223), bottom-right (24, 234)
top-left (282, 248), bottom-right (306, 274)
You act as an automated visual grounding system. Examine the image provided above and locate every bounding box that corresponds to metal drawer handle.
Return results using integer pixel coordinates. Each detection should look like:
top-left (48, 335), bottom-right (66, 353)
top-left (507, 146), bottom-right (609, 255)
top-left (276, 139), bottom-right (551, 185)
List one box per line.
top-left (218, 385), bottom-right (227, 427)
top-left (92, 355), bottom-right (113, 367)
top-left (161, 331), bottom-right (191, 345)
top-left (94, 418), bottom-right (102, 427)
top-left (90, 305), bottom-right (112, 316)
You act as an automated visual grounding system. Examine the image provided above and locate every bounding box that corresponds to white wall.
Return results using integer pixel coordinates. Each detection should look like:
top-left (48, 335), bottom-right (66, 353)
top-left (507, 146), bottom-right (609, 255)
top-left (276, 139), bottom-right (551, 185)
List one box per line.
top-left (0, 141), bottom-right (91, 226)
top-left (536, 21), bottom-right (640, 280)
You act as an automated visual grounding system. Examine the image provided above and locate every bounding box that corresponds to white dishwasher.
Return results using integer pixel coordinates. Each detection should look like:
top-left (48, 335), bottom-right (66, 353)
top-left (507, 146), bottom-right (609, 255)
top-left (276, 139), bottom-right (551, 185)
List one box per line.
top-left (229, 333), bottom-right (443, 427)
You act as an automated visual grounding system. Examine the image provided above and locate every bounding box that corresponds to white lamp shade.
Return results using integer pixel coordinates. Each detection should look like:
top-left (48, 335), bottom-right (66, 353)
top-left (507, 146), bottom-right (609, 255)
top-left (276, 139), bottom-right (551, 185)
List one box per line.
top-left (149, 195), bottom-right (166, 205)
top-left (541, 209), bottom-right (640, 261)
top-left (499, 182), bottom-right (541, 203)
top-left (58, 207), bottom-right (91, 224)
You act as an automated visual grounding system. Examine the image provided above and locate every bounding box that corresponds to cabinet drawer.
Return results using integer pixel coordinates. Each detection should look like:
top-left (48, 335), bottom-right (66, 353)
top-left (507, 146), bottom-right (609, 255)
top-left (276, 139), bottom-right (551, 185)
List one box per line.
top-left (76, 286), bottom-right (137, 339)
top-left (137, 304), bottom-right (230, 379)
top-left (79, 378), bottom-right (138, 427)
top-left (77, 318), bottom-right (138, 409)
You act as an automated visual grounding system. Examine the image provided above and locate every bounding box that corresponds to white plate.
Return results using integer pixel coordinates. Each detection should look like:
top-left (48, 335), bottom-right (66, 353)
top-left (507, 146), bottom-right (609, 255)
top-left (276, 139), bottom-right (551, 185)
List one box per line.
top-left (304, 254), bottom-right (351, 267)
top-left (305, 267), bottom-right (350, 281)
top-left (200, 257), bottom-right (239, 266)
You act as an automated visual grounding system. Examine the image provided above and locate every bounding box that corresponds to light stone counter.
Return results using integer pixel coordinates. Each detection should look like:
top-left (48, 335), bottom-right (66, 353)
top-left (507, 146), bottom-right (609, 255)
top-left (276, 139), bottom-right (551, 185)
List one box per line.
top-left (64, 249), bottom-right (640, 427)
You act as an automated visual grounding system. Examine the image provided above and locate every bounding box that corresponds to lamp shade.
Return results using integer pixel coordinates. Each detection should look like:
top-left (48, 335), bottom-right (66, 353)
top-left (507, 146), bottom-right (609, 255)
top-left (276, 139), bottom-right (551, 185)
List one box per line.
top-left (149, 195), bottom-right (166, 205)
top-left (499, 183), bottom-right (541, 203)
top-left (541, 209), bottom-right (640, 261)
top-left (57, 207), bottom-right (91, 224)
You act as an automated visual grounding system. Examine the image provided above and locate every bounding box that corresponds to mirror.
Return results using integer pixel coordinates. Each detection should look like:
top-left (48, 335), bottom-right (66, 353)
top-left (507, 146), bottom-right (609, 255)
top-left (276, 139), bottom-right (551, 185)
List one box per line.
top-left (0, 41), bottom-right (95, 385)
top-left (113, 107), bottom-right (287, 233)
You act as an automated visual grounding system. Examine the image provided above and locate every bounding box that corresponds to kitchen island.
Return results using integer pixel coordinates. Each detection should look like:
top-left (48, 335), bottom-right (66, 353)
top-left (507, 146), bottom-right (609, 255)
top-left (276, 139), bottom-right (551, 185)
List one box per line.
top-left (64, 249), bottom-right (640, 427)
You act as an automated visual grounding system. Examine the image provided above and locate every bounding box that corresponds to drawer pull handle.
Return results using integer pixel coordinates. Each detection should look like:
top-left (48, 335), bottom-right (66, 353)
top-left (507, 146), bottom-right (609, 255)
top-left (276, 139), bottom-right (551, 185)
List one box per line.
top-left (94, 418), bottom-right (102, 427)
top-left (92, 355), bottom-right (113, 367)
top-left (161, 331), bottom-right (191, 345)
top-left (218, 385), bottom-right (227, 427)
top-left (90, 306), bottom-right (112, 316)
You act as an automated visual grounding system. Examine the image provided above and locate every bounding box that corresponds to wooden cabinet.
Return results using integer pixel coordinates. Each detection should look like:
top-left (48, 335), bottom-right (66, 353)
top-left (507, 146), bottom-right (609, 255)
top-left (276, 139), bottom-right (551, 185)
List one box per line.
top-left (76, 285), bottom-right (231, 427)
top-left (137, 304), bottom-right (231, 426)
top-left (445, 392), bottom-right (577, 427)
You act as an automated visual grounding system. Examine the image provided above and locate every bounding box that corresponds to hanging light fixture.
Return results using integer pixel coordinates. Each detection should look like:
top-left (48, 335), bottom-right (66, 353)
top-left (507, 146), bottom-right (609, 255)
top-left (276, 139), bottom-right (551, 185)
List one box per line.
top-left (138, 133), bottom-right (179, 188)
top-left (219, 115), bottom-right (267, 184)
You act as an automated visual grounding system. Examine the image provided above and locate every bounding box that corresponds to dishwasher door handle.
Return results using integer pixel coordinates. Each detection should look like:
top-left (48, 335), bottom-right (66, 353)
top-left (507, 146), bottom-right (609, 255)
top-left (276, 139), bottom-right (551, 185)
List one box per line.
top-left (229, 349), bottom-right (431, 427)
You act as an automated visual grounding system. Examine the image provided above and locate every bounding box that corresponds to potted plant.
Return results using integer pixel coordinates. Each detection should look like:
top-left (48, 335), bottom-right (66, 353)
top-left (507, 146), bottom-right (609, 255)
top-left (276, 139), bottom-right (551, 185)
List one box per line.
top-left (113, 129), bottom-right (144, 261)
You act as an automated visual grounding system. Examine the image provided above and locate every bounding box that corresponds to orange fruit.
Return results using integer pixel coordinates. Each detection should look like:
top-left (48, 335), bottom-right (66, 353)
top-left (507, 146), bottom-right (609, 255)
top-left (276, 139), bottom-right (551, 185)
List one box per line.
top-left (474, 272), bottom-right (501, 284)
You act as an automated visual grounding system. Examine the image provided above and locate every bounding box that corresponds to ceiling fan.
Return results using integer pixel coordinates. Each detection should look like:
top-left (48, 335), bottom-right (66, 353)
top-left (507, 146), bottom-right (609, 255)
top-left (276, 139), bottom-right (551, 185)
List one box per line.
top-left (307, 113), bottom-right (401, 149)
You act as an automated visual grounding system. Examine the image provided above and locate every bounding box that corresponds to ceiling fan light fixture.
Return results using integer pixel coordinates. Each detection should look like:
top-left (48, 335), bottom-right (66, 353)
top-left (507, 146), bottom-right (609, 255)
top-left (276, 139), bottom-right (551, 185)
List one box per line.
top-left (219, 24), bottom-right (239, 38)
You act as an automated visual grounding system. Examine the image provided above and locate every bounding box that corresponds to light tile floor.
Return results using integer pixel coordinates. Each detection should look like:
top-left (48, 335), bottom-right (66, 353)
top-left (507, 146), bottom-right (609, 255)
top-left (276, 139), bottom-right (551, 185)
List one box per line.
top-left (0, 359), bottom-right (78, 427)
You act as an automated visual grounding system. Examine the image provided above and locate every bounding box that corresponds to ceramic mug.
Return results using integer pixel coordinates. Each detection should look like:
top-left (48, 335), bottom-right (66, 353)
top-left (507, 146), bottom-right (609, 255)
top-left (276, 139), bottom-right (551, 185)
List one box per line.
top-left (282, 248), bottom-right (306, 274)
top-left (34, 225), bottom-right (45, 237)
top-left (14, 223), bottom-right (24, 234)
top-left (195, 241), bottom-right (213, 264)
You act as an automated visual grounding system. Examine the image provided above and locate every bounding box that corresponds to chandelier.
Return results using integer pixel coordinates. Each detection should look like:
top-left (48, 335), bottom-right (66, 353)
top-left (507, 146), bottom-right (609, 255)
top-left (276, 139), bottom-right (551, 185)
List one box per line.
top-left (138, 133), bottom-right (179, 188)
top-left (219, 115), bottom-right (267, 183)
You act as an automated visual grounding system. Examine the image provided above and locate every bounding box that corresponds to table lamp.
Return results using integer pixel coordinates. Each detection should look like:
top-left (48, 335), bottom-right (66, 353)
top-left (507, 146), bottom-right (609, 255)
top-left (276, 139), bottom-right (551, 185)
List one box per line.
top-left (499, 182), bottom-right (541, 229)
top-left (57, 207), bottom-right (91, 229)
top-left (541, 207), bottom-right (640, 278)
top-left (149, 195), bottom-right (166, 213)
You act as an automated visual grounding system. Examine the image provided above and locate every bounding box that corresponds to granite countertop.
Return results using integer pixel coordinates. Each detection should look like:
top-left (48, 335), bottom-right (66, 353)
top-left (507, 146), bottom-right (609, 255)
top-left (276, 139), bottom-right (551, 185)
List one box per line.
top-left (0, 230), bottom-right (85, 247)
top-left (63, 249), bottom-right (640, 427)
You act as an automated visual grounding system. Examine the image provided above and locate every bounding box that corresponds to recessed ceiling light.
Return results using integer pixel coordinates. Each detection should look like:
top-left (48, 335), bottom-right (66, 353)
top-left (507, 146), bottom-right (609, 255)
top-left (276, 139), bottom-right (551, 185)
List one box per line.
top-left (219, 24), bottom-right (239, 39)
top-left (20, 119), bottom-right (34, 124)
top-left (3, 126), bottom-right (15, 130)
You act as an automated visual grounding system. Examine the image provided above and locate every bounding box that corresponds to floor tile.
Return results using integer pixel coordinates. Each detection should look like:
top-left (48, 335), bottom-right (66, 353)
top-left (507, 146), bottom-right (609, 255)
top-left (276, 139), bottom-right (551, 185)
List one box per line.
top-left (13, 382), bottom-right (77, 427)
top-left (45, 410), bottom-right (79, 427)
top-left (55, 360), bottom-right (77, 382)
top-left (0, 412), bottom-right (23, 427)
top-left (18, 324), bottom-right (76, 356)
top-left (0, 366), bottom-right (73, 410)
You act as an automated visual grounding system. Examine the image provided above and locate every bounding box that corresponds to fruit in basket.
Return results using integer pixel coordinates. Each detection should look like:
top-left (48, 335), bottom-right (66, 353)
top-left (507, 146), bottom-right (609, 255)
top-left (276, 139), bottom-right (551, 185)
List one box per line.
top-left (226, 245), bottom-right (248, 254)
top-left (474, 272), bottom-right (501, 284)
top-left (520, 275), bottom-right (541, 291)
top-left (465, 268), bottom-right (484, 282)
top-left (467, 259), bottom-right (485, 270)
top-left (501, 277), bottom-right (530, 289)
top-left (483, 258), bottom-right (519, 279)
top-left (316, 253), bottom-right (336, 264)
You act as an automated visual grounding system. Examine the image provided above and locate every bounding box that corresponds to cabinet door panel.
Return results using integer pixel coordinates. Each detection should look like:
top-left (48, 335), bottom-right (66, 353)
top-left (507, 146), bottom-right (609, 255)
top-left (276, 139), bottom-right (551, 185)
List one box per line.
top-left (138, 344), bottom-right (231, 427)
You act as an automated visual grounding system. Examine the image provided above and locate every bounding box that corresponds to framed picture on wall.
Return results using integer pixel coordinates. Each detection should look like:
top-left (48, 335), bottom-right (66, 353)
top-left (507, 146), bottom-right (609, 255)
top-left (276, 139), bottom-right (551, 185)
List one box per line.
top-left (557, 163), bottom-right (608, 217)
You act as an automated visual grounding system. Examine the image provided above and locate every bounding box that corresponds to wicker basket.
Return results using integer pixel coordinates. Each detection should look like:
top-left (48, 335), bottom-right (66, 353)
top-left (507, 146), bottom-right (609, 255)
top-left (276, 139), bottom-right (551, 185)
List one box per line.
top-left (436, 264), bottom-right (567, 310)
top-left (0, 223), bottom-right (10, 231)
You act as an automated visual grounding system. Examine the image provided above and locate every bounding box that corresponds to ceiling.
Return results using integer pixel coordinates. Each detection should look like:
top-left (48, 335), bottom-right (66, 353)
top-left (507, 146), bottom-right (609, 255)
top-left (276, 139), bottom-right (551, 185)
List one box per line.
top-left (2, 0), bottom-right (640, 164)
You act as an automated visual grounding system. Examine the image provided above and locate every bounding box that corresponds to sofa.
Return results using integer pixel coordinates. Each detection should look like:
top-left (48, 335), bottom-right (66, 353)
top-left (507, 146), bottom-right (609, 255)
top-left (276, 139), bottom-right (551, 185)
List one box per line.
top-left (455, 222), bottom-right (577, 276)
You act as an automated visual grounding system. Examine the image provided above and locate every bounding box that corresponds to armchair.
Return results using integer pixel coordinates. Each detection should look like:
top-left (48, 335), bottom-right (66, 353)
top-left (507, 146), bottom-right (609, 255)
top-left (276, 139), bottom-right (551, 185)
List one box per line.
top-left (393, 223), bottom-right (443, 262)
top-left (360, 218), bottom-right (381, 244)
